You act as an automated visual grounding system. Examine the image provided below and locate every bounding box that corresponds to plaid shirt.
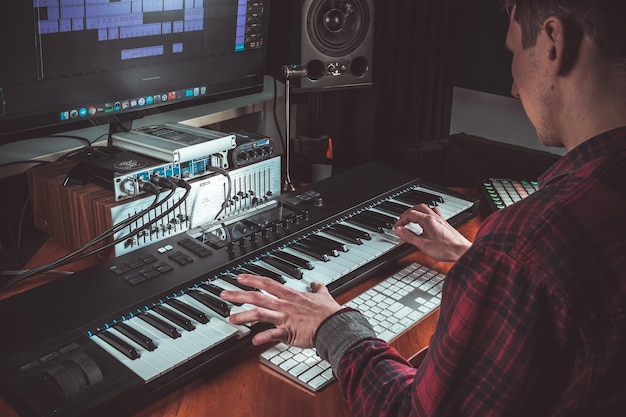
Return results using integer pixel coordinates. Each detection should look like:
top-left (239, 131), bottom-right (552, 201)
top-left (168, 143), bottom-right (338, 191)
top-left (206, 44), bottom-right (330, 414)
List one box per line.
top-left (332, 127), bottom-right (626, 416)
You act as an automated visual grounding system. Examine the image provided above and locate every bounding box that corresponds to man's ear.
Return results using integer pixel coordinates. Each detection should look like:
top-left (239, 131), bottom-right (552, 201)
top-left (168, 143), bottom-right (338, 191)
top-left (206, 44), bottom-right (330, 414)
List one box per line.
top-left (544, 16), bottom-right (583, 75)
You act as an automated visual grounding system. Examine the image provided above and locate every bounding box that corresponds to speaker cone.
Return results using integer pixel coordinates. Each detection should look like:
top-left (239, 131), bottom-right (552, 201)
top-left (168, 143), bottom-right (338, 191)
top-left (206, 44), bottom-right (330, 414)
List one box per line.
top-left (307, 0), bottom-right (371, 57)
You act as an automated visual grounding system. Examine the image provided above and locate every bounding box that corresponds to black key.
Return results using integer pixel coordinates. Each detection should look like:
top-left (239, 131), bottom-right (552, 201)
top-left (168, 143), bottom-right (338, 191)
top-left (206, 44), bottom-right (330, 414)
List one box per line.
top-left (153, 305), bottom-right (195, 331)
top-left (324, 227), bottom-right (362, 245)
top-left (138, 312), bottom-right (181, 339)
top-left (241, 264), bottom-right (287, 284)
top-left (115, 322), bottom-right (156, 351)
top-left (292, 242), bottom-right (329, 261)
top-left (187, 289), bottom-right (231, 318)
top-left (201, 282), bottom-right (243, 306)
top-left (221, 273), bottom-right (260, 292)
top-left (397, 189), bottom-right (444, 206)
top-left (274, 250), bottom-right (314, 270)
top-left (377, 201), bottom-right (410, 216)
top-left (303, 237), bottom-right (340, 256)
top-left (165, 298), bottom-right (210, 324)
top-left (308, 234), bottom-right (348, 252)
top-left (97, 331), bottom-right (140, 360)
top-left (359, 210), bottom-right (396, 229)
top-left (346, 216), bottom-right (385, 233)
top-left (333, 224), bottom-right (372, 240)
top-left (263, 256), bottom-right (304, 280)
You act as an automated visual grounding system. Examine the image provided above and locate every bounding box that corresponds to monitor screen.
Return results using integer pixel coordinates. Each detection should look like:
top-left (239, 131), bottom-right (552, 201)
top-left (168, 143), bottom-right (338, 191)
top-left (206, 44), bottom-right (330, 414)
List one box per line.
top-left (0, 0), bottom-right (270, 143)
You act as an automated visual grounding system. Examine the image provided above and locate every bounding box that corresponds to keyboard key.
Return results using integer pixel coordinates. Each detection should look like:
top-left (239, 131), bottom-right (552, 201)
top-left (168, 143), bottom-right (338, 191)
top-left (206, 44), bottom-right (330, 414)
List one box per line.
top-left (259, 262), bottom-right (446, 392)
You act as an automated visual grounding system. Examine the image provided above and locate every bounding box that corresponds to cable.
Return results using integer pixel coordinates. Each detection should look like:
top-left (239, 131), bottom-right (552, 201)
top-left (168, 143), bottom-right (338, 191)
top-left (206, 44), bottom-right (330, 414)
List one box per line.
top-left (50, 134), bottom-right (93, 148)
top-left (1, 175), bottom-right (195, 291)
top-left (0, 181), bottom-right (167, 290)
top-left (16, 195), bottom-right (32, 266)
top-left (0, 160), bottom-right (50, 170)
top-left (210, 163), bottom-right (232, 221)
top-left (272, 76), bottom-right (285, 144)
top-left (57, 181), bottom-right (191, 267)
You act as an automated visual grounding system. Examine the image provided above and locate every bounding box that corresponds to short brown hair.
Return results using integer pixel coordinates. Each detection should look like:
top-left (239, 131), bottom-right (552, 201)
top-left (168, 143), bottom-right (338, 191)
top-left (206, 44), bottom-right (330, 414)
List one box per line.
top-left (502, 0), bottom-right (626, 65)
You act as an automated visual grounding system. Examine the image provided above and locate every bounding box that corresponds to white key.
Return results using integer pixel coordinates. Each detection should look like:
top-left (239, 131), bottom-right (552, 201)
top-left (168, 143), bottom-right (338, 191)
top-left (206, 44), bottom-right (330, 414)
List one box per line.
top-left (91, 334), bottom-right (160, 383)
top-left (126, 315), bottom-right (198, 361)
top-left (107, 327), bottom-right (177, 375)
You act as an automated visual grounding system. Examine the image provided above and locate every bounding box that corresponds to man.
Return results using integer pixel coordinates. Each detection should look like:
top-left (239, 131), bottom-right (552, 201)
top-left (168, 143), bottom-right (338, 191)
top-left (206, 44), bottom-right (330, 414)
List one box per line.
top-left (221, 0), bottom-right (626, 415)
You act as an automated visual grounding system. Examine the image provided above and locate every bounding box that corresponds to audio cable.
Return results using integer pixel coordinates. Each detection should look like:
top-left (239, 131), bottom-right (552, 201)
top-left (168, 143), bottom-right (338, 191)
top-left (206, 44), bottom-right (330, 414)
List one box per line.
top-left (1, 177), bottom-right (191, 291)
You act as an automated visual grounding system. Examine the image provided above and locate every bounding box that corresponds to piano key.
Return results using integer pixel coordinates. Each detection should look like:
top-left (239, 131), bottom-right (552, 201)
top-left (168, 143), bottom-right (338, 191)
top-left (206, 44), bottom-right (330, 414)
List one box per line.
top-left (261, 256), bottom-right (303, 280)
top-left (335, 222), bottom-right (399, 251)
top-left (332, 223), bottom-right (372, 241)
top-left (280, 247), bottom-right (343, 285)
top-left (302, 237), bottom-right (340, 257)
top-left (211, 278), bottom-right (260, 315)
top-left (152, 304), bottom-right (195, 331)
top-left (200, 282), bottom-right (243, 306)
top-left (376, 200), bottom-right (411, 216)
top-left (96, 330), bottom-right (140, 360)
top-left (138, 312), bottom-right (181, 339)
top-left (91, 334), bottom-right (160, 382)
top-left (187, 289), bottom-right (231, 317)
top-left (131, 315), bottom-right (203, 359)
top-left (178, 293), bottom-right (250, 337)
top-left (345, 215), bottom-right (385, 233)
top-left (219, 273), bottom-right (260, 292)
top-left (358, 210), bottom-right (396, 229)
top-left (240, 263), bottom-right (287, 284)
top-left (152, 303), bottom-right (234, 352)
top-left (166, 298), bottom-right (210, 324)
top-left (316, 231), bottom-right (380, 260)
top-left (174, 294), bottom-right (239, 339)
top-left (324, 227), bottom-right (362, 244)
top-left (107, 327), bottom-right (177, 375)
top-left (307, 234), bottom-right (348, 252)
top-left (114, 322), bottom-right (156, 351)
top-left (281, 247), bottom-right (344, 276)
top-left (199, 282), bottom-right (235, 303)
top-left (291, 242), bottom-right (330, 261)
top-left (326, 247), bottom-right (369, 269)
top-left (273, 250), bottom-right (314, 270)
top-left (250, 259), bottom-right (311, 293)
top-left (396, 189), bottom-right (445, 205)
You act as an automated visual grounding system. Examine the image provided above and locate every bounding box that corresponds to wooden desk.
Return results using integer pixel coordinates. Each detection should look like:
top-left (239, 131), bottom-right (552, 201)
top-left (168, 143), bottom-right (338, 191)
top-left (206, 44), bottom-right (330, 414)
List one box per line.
top-left (0, 203), bottom-right (483, 417)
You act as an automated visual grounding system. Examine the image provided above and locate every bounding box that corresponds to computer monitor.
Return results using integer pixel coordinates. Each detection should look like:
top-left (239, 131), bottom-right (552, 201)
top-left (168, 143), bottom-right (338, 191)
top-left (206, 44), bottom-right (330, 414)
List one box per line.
top-left (0, 0), bottom-right (270, 144)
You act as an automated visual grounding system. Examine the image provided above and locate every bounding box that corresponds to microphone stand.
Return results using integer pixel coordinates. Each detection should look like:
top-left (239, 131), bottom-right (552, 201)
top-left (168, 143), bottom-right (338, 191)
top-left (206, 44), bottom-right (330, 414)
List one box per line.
top-left (280, 65), bottom-right (308, 192)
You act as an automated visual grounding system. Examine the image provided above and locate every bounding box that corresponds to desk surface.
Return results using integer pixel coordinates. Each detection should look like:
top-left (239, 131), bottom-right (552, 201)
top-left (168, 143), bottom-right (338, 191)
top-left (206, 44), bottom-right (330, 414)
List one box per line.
top-left (0, 198), bottom-right (483, 417)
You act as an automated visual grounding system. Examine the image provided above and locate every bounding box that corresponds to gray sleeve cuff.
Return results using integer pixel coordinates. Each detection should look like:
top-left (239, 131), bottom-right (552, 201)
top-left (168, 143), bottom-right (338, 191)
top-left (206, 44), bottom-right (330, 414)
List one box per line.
top-left (314, 308), bottom-right (376, 374)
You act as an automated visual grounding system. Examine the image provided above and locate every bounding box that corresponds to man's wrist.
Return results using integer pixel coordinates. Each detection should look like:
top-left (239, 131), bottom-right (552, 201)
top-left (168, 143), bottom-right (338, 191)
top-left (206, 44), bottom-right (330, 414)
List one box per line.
top-left (314, 307), bottom-right (376, 374)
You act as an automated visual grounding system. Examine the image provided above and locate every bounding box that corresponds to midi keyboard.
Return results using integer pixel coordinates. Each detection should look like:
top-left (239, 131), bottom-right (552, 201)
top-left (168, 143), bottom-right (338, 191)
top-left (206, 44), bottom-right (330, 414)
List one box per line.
top-left (0, 162), bottom-right (478, 417)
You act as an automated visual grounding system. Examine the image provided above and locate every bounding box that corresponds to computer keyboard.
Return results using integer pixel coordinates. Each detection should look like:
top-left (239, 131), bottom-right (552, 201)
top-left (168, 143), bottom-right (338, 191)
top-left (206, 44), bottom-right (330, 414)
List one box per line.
top-left (479, 178), bottom-right (538, 211)
top-left (259, 262), bottom-right (446, 391)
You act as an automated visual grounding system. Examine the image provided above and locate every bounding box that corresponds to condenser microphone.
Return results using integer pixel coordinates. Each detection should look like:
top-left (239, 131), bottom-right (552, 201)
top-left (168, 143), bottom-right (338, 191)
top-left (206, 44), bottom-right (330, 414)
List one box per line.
top-left (280, 64), bottom-right (308, 80)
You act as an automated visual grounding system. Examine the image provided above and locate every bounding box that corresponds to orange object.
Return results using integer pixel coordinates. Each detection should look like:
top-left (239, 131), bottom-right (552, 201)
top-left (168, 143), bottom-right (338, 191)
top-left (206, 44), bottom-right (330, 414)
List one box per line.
top-left (325, 138), bottom-right (334, 159)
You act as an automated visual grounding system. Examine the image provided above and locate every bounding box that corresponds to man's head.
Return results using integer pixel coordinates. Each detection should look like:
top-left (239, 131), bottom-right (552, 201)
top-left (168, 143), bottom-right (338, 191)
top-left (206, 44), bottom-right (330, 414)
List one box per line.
top-left (502, 0), bottom-right (626, 149)
top-left (502, 0), bottom-right (626, 68)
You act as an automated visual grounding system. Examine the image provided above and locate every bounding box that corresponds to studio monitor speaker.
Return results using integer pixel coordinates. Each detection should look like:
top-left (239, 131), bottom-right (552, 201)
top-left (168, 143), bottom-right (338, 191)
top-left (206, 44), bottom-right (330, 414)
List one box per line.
top-left (266, 0), bottom-right (375, 91)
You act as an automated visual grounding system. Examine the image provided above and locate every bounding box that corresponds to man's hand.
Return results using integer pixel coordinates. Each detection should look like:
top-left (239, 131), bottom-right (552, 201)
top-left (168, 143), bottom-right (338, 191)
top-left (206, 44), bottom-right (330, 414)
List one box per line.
top-left (394, 203), bottom-right (472, 262)
top-left (220, 274), bottom-right (342, 348)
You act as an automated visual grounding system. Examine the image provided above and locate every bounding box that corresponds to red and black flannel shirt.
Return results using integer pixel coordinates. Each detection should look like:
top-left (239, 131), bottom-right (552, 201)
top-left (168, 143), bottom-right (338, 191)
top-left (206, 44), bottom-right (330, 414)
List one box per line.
top-left (334, 127), bottom-right (626, 416)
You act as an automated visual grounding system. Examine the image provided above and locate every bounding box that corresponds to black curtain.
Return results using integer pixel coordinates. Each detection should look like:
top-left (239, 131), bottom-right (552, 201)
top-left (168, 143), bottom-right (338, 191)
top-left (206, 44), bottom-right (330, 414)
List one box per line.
top-left (309, 0), bottom-right (465, 176)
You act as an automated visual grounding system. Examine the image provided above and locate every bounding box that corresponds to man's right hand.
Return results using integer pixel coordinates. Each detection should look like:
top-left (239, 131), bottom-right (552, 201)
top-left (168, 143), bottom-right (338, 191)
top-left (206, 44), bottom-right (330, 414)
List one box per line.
top-left (394, 203), bottom-right (472, 262)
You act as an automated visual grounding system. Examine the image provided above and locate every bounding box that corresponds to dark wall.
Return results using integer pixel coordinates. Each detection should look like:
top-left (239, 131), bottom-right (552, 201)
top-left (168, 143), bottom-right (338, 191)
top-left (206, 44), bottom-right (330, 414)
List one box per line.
top-left (452, 0), bottom-right (513, 96)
